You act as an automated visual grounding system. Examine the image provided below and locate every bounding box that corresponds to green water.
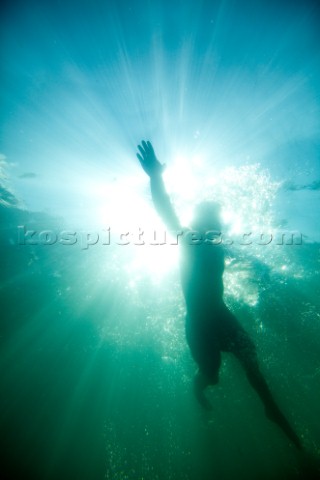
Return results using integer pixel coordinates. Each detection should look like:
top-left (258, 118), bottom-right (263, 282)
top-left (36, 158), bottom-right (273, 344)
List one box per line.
top-left (1, 198), bottom-right (320, 480)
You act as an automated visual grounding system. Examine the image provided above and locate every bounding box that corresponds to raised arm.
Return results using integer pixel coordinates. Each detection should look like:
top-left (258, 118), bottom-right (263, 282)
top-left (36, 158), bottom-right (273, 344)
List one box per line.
top-left (136, 140), bottom-right (181, 231)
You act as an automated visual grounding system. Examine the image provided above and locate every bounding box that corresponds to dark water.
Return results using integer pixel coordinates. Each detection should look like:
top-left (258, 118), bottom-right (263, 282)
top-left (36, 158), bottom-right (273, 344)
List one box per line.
top-left (1, 0), bottom-right (320, 478)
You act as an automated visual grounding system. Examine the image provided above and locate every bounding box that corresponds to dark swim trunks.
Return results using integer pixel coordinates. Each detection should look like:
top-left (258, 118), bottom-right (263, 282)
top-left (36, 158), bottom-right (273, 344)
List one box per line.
top-left (185, 304), bottom-right (256, 382)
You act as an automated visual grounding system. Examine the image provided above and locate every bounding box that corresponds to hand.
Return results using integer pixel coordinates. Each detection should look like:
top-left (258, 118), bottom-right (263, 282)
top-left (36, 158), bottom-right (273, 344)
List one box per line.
top-left (136, 140), bottom-right (165, 177)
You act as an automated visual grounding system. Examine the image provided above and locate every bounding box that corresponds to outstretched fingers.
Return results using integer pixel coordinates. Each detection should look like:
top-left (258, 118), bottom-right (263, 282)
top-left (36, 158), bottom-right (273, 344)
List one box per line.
top-left (136, 153), bottom-right (144, 164)
top-left (138, 144), bottom-right (147, 159)
top-left (137, 140), bottom-right (158, 176)
top-left (137, 140), bottom-right (154, 160)
top-left (140, 140), bottom-right (154, 153)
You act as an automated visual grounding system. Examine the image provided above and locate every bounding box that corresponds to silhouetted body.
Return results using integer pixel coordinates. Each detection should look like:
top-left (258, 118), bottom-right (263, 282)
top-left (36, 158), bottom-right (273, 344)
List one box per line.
top-left (136, 140), bottom-right (301, 449)
top-left (181, 238), bottom-right (251, 386)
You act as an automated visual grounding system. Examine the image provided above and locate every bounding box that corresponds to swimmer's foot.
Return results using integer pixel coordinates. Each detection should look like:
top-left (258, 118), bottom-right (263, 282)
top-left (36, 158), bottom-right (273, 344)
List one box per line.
top-left (193, 372), bottom-right (212, 411)
top-left (195, 388), bottom-right (212, 411)
top-left (265, 406), bottom-right (302, 450)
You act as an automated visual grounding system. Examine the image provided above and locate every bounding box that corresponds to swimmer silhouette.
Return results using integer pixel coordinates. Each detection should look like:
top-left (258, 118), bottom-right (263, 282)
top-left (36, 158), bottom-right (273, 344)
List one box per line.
top-left (136, 140), bottom-right (301, 449)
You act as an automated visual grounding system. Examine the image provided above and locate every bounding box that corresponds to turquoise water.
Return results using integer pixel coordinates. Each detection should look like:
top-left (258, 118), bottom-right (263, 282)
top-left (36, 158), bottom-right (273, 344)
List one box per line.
top-left (1, 1), bottom-right (320, 479)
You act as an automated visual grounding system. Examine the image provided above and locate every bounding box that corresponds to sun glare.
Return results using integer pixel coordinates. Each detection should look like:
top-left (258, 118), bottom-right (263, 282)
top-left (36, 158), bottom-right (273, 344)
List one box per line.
top-left (83, 155), bottom-right (280, 287)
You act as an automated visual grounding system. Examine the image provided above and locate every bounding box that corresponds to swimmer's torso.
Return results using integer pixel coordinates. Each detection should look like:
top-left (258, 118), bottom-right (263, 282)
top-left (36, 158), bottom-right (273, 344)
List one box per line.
top-left (180, 233), bottom-right (225, 321)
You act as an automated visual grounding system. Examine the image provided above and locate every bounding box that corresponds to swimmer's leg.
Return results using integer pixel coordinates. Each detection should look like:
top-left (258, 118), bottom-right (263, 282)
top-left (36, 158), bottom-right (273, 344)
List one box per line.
top-left (193, 370), bottom-right (216, 411)
top-left (193, 348), bottom-right (221, 411)
top-left (233, 333), bottom-right (302, 449)
top-left (185, 316), bottom-right (221, 411)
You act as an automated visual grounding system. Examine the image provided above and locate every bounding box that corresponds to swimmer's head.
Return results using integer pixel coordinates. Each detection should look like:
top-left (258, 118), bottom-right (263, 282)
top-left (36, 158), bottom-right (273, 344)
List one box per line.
top-left (191, 201), bottom-right (222, 231)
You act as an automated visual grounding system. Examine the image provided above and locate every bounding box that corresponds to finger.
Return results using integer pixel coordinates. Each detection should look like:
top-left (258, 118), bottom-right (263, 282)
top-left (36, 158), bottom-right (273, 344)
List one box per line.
top-left (138, 145), bottom-right (146, 158)
top-left (141, 140), bottom-right (148, 152)
top-left (136, 153), bottom-right (144, 163)
top-left (146, 141), bottom-right (154, 153)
